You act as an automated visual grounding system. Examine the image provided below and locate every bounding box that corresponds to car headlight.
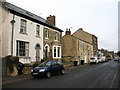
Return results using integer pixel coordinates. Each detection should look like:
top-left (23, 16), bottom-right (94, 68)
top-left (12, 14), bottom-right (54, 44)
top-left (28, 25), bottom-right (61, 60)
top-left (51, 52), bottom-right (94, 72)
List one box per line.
top-left (31, 69), bottom-right (33, 72)
top-left (39, 69), bottom-right (46, 72)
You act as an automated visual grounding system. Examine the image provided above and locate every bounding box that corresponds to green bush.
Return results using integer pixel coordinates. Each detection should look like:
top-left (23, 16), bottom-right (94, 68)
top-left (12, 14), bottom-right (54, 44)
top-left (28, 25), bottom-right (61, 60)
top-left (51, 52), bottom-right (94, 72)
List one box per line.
top-left (5, 55), bottom-right (19, 73)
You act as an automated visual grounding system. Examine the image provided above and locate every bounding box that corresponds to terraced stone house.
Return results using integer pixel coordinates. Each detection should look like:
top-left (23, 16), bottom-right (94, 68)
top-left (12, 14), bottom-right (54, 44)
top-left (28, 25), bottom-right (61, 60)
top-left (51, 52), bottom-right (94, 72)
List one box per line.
top-left (43, 15), bottom-right (63, 61)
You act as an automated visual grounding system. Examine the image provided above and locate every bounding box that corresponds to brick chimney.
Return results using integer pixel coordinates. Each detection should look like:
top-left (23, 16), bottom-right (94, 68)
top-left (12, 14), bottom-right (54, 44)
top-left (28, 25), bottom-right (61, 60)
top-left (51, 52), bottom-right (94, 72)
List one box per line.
top-left (0, 0), bottom-right (6, 2)
top-left (65, 28), bottom-right (71, 35)
top-left (46, 15), bottom-right (56, 26)
top-left (79, 28), bottom-right (83, 30)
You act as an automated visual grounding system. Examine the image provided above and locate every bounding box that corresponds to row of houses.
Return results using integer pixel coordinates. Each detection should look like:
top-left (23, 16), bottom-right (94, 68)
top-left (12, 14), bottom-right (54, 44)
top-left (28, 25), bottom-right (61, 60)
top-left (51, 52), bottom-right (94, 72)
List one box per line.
top-left (98, 49), bottom-right (115, 59)
top-left (0, 1), bottom-right (98, 64)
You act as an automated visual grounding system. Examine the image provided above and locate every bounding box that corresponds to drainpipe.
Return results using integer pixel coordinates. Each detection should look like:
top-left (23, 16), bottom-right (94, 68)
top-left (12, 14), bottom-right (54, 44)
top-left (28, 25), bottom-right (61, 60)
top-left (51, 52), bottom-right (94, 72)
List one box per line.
top-left (10, 14), bottom-right (15, 56)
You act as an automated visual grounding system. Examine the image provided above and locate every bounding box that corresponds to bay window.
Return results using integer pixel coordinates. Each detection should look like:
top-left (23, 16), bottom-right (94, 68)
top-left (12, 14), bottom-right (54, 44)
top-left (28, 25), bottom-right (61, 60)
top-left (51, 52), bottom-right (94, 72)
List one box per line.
top-left (16, 41), bottom-right (29, 57)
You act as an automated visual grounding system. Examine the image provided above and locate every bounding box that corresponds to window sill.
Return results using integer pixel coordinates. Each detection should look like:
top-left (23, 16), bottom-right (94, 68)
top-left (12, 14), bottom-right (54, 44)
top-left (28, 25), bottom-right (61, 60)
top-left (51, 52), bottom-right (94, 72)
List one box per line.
top-left (45, 38), bottom-right (49, 40)
top-left (18, 56), bottom-right (31, 59)
top-left (53, 57), bottom-right (61, 59)
top-left (19, 32), bottom-right (28, 35)
top-left (54, 40), bottom-right (58, 42)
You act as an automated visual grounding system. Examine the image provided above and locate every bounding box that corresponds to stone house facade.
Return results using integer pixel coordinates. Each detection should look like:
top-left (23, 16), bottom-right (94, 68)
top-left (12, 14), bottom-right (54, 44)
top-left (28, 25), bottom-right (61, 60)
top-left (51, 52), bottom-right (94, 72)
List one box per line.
top-left (62, 28), bottom-right (96, 64)
top-left (92, 35), bottom-right (98, 56)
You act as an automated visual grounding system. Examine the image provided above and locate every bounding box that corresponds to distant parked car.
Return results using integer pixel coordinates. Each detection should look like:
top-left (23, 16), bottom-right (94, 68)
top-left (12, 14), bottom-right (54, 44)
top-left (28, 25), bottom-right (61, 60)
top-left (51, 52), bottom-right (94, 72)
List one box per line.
top-left (114, 58), bottom-right (119, 61)
top-left (89, 57), bottom-right (99, 64)
top-left (107, 57), bottom-right (111, 60)
top-left (31, 60), bottom-right (65, 78)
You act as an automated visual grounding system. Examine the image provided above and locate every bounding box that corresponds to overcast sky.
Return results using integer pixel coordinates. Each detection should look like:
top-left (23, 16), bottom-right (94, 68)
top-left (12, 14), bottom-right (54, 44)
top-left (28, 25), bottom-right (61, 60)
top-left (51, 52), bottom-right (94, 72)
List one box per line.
top-left (7, 0), bottom-right (119, 52)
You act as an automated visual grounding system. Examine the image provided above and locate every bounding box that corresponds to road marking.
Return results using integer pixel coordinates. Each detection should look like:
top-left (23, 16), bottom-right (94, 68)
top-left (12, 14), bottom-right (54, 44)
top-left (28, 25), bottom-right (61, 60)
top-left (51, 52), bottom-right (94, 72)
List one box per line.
top-left (109, 63), bottom-right (118, 88)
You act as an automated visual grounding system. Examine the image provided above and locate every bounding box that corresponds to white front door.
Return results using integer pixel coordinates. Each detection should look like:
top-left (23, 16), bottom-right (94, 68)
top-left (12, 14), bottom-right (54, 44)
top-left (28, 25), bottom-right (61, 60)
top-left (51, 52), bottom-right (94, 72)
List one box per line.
top-left (35, 44), bottom-right (41, 62)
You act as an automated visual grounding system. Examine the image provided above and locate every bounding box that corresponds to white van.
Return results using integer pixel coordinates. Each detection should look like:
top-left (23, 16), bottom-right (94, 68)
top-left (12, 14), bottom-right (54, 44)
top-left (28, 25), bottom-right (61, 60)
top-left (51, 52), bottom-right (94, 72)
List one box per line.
top-left (100, 56), bottom-right (106, 62)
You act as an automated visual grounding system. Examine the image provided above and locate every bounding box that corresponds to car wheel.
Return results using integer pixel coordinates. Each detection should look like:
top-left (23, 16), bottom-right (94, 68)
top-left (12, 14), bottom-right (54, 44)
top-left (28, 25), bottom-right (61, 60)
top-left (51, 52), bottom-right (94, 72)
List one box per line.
top-left (61, 69), bottom-right (65, 75)
top-left (46, 72), bottom-right (51, 78)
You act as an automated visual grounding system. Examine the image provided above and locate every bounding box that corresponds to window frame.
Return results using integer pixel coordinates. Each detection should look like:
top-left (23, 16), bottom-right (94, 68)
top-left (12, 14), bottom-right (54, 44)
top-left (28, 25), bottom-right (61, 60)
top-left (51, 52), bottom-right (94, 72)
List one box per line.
top-left (54, 31), bottom-right (58, 41)
top-left (20, 19), bottom-right (27, 34)
top-left (36, 24), bottom-right (40, 37)
top-left (54, 47), bottom-right (57, 57)
top-left (44, 28), bottom-right (49, 39)
top-left (16, 41), bottom-right (29, 57)
top-left (53, 46), bottom-right (61, 59)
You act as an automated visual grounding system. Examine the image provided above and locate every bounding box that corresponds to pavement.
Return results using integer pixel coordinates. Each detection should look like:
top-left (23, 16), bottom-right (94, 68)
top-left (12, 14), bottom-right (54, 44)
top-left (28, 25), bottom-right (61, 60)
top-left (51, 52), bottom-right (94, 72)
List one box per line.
top-left (2, 64), bottom-right (88, 85)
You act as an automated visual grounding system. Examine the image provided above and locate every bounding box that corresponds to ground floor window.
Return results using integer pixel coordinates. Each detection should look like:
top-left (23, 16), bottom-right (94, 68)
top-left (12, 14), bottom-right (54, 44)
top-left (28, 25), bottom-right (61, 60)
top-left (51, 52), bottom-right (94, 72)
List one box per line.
top-left (16, 41), bottom-right (29, 57)
top-left (53, 46), bottom-right (61, 58)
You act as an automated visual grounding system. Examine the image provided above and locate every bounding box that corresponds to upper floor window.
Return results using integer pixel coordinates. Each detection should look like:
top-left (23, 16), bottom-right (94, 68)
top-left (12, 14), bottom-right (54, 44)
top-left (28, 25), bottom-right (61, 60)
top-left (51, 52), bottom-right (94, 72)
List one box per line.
top-left (36, 25), bottom-right (40, 37)
top-left (80, 43), bottom-right (83, 50)
top-left (20, 19), bottom-right (27, 34)
top-left (44, 28), bottom-right (49, 39)
top-left (54, 32), bottom-right (58, 41)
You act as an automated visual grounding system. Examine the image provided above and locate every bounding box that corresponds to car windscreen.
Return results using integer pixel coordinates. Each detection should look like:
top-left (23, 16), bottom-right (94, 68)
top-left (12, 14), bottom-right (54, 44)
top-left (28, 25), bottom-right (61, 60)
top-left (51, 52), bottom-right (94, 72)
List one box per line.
top-left (39, 61), bottom-right (52, 67)
top-left (90, 58), bottom-right (95, 60)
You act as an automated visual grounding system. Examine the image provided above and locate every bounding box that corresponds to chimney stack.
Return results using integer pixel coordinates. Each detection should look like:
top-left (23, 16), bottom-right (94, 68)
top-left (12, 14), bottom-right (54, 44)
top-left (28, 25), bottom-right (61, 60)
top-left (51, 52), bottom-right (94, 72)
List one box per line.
top-left (65, 28), bottom-right (71, 35)
top-left (46, 15), bottom-right (56, 26)
top-left (0, 0), bottom-right (6, 2)
top-left (79, 28), bottom-right (83, 30)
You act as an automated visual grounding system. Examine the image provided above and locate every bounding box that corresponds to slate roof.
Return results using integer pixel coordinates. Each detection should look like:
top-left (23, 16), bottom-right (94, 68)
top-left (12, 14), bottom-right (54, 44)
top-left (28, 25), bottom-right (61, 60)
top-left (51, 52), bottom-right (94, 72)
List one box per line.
top-left (2, 2), bottom-right (63, 32)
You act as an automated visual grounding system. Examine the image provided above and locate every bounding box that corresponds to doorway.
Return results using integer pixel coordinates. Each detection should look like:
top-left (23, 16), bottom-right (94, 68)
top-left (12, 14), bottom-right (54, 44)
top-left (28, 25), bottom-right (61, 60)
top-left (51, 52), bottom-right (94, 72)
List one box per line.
top-left (35, 44), bottom-right (41, 62)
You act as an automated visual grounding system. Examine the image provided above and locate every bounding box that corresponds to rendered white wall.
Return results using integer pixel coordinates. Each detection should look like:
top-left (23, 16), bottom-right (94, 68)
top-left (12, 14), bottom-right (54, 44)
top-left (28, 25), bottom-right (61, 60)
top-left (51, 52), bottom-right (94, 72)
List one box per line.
top-left (8, 13), bottom-right (43, 63)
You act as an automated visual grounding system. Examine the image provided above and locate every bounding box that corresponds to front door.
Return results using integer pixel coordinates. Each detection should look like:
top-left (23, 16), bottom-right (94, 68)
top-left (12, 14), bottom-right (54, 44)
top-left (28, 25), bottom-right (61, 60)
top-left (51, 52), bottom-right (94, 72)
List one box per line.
top-left (45, 46), bottom-right (48, 59)
top-left (35, 44), bottom-right (40, 62)
top-left (84, 54), bottom-right (87, 63)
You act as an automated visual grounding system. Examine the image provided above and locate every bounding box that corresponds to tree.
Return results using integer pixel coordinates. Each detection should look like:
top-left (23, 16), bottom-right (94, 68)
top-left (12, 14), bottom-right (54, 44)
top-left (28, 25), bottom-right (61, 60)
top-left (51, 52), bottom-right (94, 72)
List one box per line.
top-left (117, 51), bottom-right (120, 57)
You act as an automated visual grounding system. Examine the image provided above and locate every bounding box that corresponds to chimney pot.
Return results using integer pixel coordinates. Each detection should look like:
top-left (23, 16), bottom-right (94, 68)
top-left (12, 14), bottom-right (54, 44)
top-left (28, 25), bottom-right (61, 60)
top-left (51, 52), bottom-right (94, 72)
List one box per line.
top-left (80, 28), bottom-right (83, 30)
top-left (65, 28), bottom-right (71, 35)
top-left (46, 15), bottom-right (56, 26)
top-left (66, 28), bottom-right (68, 31)
top-left (69, 28), bottom-right (70, 31)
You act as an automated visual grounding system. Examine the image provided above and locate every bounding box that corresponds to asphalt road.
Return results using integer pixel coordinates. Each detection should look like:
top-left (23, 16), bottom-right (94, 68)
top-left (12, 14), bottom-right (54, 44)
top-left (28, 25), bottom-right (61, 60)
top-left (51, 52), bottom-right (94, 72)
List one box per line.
top-left (3, 60), bottom-right (119, 88)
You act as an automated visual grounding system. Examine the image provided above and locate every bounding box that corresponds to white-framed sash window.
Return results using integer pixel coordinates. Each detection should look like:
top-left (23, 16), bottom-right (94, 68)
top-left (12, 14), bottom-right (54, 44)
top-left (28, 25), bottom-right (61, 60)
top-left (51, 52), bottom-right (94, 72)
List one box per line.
top-left (53, 45), bottom-right (61, 58)
top-left (20, 19), bottom-right (27, 34)
top-left (36, 25), bottom-right (40, 37)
